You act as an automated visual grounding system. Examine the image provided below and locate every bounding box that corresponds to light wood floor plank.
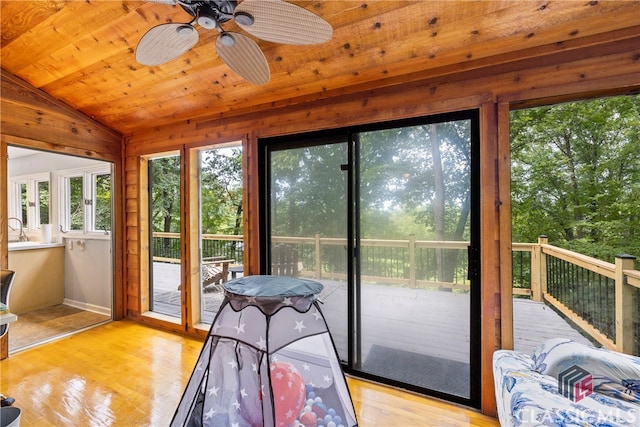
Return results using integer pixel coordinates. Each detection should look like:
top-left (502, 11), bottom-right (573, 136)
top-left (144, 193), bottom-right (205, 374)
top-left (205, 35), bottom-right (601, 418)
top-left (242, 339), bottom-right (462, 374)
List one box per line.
top-left (0, 320), bottom-right (498, 426)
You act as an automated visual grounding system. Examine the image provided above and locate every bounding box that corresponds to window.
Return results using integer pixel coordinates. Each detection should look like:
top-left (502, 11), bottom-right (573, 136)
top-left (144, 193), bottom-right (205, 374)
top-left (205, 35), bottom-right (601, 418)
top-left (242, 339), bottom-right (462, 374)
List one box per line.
top-left (8, 173), bottom-right (50, 230)
top-left (59, 165), bottom-right (112, 234)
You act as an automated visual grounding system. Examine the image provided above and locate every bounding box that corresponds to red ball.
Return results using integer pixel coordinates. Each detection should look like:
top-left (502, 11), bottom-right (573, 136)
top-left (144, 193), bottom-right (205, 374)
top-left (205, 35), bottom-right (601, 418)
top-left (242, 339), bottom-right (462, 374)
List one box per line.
top-left (299, 411), bottom-right (318, 427)
top-left (270, 362), bottom-right (306, 426)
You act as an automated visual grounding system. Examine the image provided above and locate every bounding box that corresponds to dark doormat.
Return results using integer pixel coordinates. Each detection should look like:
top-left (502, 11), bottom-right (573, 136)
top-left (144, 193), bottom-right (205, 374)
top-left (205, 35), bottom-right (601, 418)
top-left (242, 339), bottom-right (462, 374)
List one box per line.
top-left (363, 345), bottom-right (470, 398)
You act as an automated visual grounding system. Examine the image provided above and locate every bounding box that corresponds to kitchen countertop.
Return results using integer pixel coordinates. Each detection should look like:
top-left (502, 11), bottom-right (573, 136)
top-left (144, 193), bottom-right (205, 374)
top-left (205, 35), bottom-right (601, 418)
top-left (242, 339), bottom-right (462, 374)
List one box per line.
top-left (8, 242), bottom-right (65, 251)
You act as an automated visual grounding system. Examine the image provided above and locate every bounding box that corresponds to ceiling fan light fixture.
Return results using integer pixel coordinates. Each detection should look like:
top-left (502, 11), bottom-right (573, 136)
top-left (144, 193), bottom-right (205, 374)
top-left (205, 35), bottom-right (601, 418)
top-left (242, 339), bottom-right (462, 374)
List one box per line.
top-left (219, 33), bottom-right (236, 47)
top-left (176, 25), bottom-right (194, 36)
top-left (234, 11), bottom-right (254, 26)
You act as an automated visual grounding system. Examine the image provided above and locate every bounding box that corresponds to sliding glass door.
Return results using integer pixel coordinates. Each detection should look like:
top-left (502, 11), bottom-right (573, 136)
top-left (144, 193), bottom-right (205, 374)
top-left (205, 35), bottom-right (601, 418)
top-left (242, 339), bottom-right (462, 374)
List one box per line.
top-left (262, 111), bottom-right (480, 406)
top-left (267, 139), bottom-right (350, 361)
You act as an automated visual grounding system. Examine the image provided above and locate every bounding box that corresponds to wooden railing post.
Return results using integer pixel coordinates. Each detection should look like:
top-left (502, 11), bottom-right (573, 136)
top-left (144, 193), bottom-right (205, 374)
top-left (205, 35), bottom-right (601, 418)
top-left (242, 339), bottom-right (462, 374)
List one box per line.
top-left (615, 254), bottom-right (636, 354)
top-left (409, 234), bottom-right (416, 288)
top-left (530, 235), bottom-right (547, 301)
top-left (314, 233), bottom-right (321, 280)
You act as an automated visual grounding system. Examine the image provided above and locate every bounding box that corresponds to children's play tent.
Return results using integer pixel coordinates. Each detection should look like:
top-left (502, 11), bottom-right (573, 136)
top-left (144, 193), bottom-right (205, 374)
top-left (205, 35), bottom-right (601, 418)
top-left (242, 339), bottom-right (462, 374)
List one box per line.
top-left (171, 275), bottom-right (357, 427)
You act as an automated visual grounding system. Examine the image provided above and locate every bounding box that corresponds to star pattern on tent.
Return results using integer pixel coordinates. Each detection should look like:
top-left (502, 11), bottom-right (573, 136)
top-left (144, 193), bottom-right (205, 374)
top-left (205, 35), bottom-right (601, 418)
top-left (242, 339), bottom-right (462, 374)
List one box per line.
top-left (233, 399), bottom-right (241, 410)
top-left (312, 309), bottom-right (322, 320)
top-left (294, 320), bottom-right (306, 333)
top-left (204, 407), bottom-right (216, 420)
top-left (207, 385), bottom-right (220, 396)
top-left (302, 363), bottom-right (311, 371)
top-left (229, 359), bottom-right (238, 370)
top-left (234, 322), bottom-right (246, 334)
top-left (282, 297), bottom-right (293, 306)
top-left (323, 374), bottom-right (331, 383)
top-left (256, 336), bottom-right (266, 350)
top-left (240, 388), bottom-right (248, 398)
top-left (252, 362), bottom-right (258, 372)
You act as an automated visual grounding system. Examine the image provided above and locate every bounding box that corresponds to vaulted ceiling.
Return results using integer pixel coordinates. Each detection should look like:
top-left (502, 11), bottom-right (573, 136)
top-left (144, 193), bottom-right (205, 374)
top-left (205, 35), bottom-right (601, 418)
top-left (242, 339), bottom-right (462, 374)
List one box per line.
top-left (2, 1), bottom-right (639, 135)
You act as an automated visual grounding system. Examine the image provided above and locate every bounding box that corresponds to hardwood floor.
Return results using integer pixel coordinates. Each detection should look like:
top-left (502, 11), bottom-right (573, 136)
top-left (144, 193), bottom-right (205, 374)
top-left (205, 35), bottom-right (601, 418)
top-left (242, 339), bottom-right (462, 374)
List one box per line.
top-left (0, 320), bottom-right (499, 426)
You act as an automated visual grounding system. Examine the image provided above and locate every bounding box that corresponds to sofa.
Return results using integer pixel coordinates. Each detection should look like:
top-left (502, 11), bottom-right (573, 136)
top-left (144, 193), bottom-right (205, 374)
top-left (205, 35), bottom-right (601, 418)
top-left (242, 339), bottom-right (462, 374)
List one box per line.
top-left (493, 338), bottom-right (639, 426)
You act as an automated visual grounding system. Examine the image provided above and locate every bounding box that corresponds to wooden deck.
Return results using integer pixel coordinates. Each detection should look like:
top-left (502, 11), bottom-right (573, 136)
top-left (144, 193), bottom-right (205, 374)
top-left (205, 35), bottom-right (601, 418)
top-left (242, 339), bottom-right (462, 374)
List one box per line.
top-left (152, 263), bottom-right (593, 359)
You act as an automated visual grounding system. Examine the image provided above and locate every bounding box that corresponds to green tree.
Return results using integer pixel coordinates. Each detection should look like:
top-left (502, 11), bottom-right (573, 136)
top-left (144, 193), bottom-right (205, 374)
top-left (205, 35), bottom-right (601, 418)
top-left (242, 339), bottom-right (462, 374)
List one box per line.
top-left (200, 147), bottom-right (243, 236)
top-left (150, 155), bottom-right (181, 233)
top-left (511, 95), bottom-right (640, 262)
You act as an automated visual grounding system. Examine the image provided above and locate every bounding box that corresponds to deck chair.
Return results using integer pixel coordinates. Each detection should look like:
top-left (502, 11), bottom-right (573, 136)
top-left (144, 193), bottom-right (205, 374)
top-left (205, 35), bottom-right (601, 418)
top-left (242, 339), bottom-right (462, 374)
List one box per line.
top-left (271, 244), bottom-right (303, 277)
top-left (1, 270), bottom-right (16, 337)
top-left (201, 257), bottom-right (234, 292)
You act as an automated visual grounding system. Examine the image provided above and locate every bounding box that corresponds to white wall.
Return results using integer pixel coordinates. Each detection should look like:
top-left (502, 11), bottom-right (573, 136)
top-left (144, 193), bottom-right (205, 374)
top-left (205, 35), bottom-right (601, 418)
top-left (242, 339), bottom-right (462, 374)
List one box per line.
top-left (63, 237), bottom-right (112, 315)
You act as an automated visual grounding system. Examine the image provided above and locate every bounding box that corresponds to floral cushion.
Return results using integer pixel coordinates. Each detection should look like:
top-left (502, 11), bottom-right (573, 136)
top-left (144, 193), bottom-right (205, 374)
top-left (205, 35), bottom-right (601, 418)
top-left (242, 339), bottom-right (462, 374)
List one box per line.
top-left (493, 339), bottom-right (640, 426)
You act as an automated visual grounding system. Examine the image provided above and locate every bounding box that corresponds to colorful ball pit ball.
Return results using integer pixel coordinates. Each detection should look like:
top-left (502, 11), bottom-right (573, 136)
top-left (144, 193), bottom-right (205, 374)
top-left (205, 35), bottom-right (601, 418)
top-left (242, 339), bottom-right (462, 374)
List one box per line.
top-left (297, 387), bottom-right (346, 427)
top-left (299, 411), bottom-right (318, 427)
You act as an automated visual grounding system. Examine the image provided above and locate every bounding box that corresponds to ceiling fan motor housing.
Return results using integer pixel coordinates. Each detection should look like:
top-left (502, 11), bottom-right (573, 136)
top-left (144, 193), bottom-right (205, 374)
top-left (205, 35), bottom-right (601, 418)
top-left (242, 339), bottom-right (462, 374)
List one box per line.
top-left (179, 0), bottom-right (238, 28)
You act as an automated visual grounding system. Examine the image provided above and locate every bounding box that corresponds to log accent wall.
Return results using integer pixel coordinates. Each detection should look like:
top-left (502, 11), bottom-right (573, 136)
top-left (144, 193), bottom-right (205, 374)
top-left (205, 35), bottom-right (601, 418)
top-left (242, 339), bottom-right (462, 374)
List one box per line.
top-left (122, 37), bottom-right (639, 415)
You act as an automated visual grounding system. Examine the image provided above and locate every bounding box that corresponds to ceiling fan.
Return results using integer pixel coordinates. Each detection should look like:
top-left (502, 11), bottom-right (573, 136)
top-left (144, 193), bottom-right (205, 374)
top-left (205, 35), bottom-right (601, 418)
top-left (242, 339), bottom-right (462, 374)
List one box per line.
top-left (135, 0), bottom-right (333, 85)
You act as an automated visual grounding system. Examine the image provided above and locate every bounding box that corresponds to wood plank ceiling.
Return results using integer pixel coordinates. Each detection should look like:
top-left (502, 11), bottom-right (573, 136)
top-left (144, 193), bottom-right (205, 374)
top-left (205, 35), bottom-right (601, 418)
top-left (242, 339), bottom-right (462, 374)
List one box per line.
top-left (2, 1), bottom-right (639, 135)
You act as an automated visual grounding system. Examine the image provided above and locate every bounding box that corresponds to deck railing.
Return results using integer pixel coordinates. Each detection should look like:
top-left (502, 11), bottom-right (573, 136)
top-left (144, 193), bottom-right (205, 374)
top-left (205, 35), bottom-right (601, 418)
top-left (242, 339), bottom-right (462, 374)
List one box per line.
top-left (514, 236), bottom-right (639, 356)
top-left (151, 232), bottom-right (639, 355)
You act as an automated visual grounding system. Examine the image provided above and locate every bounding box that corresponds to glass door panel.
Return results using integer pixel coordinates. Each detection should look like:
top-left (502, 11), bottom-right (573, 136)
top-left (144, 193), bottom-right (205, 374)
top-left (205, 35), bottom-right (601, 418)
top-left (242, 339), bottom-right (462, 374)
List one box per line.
top-left (148, 154), bottom-right (182, 318)
top-left (263, 112), bottom-right (479, 406)
top-left (357, 120), bottom-right (475, 399)
top-left (268, 142), bottom-right (350, 361)
top-left (198, 145), bottom-right (244, 324)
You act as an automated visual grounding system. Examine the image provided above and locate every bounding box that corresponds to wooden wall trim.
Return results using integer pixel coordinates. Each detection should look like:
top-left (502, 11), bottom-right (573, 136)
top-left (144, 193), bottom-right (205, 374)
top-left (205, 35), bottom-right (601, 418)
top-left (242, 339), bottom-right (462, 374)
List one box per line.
top-left (1, 69), bottom-right (121, 157)
top-left (0, 143), bottom-right (7, 359)
top-left (479, 102), bottom-right (500, 417)
top-left (497, 102), bottom-right (514, 351)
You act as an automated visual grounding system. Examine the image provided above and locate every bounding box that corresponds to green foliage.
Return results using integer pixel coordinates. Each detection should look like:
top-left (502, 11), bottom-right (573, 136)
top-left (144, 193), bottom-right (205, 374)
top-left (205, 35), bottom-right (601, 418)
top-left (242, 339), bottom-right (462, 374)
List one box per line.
top-left (69, 176), bottom-right (84, 231)
top-left (270, 144), bottom-right (348, 238)
top-left (150, 155), bottom-right (181, 233)
top-left (149, 148), bottom-right (243, 237)
top-left (200, 147), bottom-right (243, 235)
top-left (95, 173), bottom-right (111, 231)
top-left (510, 95), bottom-right (640, 264)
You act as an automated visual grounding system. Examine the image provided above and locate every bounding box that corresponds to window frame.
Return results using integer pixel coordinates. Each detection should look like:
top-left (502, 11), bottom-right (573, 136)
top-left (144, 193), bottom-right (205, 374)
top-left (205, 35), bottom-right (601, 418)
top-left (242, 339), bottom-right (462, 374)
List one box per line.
top-left (8, 172), bottom-right (50, 230)
top-left (58, 164), bottom-right (112, 235)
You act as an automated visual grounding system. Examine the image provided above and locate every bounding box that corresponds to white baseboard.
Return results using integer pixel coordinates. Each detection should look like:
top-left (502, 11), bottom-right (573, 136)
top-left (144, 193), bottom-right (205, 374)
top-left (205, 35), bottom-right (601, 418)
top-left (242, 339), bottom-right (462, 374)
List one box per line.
top-left (63, 298), bottom-right (111, 317)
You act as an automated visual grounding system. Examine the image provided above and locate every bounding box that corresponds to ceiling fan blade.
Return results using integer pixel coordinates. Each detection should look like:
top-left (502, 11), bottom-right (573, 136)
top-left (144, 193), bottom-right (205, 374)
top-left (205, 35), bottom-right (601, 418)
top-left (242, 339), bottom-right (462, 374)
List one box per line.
top-left (136, 23), bottom-right (199, 66)
top-left (143, 0), bottom-right (177, 4)
top-left (234, 0), bottom-right (332, 45)
top-left (216, 32), bottom-right (270, 85)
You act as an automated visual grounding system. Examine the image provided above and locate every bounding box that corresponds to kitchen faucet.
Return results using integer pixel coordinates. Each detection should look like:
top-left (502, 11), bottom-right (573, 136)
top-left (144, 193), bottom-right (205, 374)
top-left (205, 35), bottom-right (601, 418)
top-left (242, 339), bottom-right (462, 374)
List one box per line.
top-left (7, 217), bottom-right (29, 242)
